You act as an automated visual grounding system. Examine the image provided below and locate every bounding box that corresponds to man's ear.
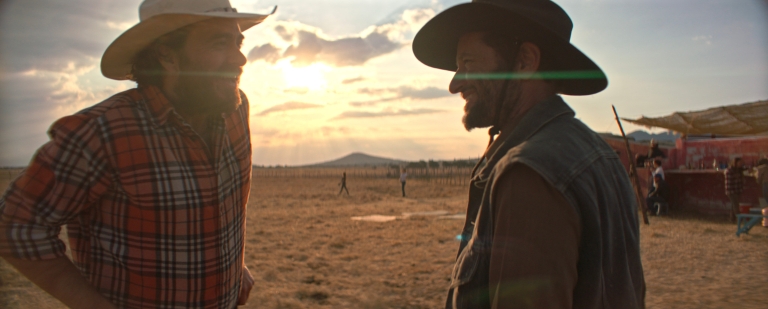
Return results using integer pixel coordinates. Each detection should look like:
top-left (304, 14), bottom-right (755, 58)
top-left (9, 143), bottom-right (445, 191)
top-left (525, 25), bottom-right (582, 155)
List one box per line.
top-left (156, 45), bottom-right (180, 72)
top-left (515, 42), bottom-right (541, 73)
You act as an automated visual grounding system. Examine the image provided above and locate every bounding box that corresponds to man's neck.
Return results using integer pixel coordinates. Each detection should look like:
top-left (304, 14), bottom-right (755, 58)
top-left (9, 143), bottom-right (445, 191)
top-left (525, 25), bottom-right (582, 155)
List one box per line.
top-left (159, 84), bottom-right (215, 142)
top-left (485, 84), bottom-right (557, 159)
top-left (499, 81), bottom-right (556, 133)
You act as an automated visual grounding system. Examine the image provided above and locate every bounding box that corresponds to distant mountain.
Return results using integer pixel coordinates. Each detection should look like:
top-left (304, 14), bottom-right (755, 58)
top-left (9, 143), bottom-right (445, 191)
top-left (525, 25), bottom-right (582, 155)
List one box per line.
top-left (627, 130), bottom-right (679, 144)
top-left (305, 152), bottom-right (406, 167)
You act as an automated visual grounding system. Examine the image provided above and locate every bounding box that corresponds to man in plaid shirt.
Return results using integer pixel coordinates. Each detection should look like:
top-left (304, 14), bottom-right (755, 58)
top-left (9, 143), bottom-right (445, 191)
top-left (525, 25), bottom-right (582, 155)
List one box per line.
top-left (725, 157), bottom-right (744, 222)
top-left (0, 1), bottom-right (273, 308)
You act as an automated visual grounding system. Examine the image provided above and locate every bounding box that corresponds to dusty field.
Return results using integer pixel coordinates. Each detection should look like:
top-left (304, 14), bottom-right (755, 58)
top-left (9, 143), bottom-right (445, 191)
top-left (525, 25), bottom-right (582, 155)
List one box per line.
top-left (1, 169), bottom-right (767, 308)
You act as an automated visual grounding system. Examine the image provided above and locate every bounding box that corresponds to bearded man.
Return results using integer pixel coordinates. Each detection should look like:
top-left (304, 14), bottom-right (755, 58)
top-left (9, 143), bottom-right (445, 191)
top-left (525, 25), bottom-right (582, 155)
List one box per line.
top-left (412, 0), bottom-right (646, 308)
top-left (0, 1), bottom-right (272, 308)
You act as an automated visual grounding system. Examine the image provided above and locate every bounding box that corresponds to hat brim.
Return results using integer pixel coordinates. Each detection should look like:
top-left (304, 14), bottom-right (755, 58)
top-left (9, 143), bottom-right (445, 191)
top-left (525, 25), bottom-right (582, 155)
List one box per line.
top-left (101, 12), bottom-right (270, 80)
top-left (412, 3), bottom-right (607, 96)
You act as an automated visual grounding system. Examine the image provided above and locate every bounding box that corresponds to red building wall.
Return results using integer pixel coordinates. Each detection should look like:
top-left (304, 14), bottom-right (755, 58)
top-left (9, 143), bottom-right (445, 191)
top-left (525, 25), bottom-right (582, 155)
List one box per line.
top-left (601, 135), bottom-right (768, 215)
top-left (671, 136), bottom-right (768, 169)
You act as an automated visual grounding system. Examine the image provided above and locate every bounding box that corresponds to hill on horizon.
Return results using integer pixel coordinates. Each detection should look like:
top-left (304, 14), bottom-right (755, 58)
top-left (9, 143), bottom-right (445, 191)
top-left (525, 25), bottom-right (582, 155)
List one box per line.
top-left (304, 152), bottom-right (406, 167)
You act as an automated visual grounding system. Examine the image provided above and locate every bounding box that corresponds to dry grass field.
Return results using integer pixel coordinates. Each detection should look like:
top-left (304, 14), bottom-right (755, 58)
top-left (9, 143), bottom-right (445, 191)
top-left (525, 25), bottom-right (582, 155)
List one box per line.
top-left (1, 168), bottom-right (767, 308)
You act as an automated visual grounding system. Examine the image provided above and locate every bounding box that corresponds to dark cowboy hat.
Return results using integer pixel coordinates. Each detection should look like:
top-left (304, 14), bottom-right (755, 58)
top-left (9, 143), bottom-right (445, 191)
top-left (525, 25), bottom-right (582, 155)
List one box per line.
top-left (412, 0), bottom-right (607, 95)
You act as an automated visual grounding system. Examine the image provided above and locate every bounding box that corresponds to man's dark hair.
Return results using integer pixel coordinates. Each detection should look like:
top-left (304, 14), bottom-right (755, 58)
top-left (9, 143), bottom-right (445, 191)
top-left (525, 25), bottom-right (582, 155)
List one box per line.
top-left (731, 157), bottom-right (742, 168)
top-left (654, 159), bottom-right (662, 166)
top-left (480, 30), bottom-right (560, 89)
top-left (130, 27), bottom-right (191, 87)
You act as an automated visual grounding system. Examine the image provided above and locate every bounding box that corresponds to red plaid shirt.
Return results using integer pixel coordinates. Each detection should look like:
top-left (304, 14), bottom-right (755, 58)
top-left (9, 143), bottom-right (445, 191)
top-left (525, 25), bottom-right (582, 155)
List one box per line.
top-left (0, 86), bottom-right (253, 308)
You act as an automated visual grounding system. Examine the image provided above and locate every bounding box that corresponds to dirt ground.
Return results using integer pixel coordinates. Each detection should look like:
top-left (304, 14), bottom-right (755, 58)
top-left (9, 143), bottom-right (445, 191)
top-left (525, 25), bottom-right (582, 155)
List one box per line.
top-left (1, 171), bottom-right (767, 308)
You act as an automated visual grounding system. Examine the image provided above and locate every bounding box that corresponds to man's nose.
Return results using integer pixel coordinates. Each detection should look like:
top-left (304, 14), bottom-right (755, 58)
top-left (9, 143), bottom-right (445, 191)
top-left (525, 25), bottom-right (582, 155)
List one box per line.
top-left (231, 47), bottom-right (247, 68)
top-left (448, 71), bottom-right (465, 94)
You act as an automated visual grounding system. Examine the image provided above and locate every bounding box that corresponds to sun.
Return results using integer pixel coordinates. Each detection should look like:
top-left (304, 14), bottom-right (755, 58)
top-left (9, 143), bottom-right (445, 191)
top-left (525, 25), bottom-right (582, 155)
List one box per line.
top-left (279, 61), bottom-right (329, 91)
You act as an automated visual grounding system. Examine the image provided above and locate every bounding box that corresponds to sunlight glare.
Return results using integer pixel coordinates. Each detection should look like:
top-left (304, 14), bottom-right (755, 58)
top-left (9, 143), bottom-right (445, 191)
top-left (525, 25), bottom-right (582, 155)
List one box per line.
top-left (279, 61), bottom-right (329, 91)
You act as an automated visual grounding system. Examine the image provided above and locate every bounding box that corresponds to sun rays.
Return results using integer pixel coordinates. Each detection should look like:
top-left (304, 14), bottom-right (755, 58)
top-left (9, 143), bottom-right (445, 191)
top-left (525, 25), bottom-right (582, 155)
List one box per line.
top-left (278, 61), bottom-right (330, 91)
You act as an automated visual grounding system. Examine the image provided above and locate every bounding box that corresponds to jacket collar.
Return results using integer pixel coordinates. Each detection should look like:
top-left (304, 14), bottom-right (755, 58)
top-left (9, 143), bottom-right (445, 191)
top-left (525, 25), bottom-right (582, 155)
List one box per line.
top-left (475, 95), bottom-right (575, 180)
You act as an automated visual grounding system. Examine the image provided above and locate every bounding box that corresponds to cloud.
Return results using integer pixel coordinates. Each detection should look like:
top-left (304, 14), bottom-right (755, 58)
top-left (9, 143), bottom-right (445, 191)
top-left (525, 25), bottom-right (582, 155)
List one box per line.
top-left (247, 8), bottom-right (434, 67)
top-left (349, 97), bottom-right (398, 107)
top-left (350, 86), bottom-right (451, 106)
top-left (332, 108), bottom-right (444, 120)
top-left (274, 25), bottom-right (293, 41)
top-left (692, 35), bottom-right (713, 45)
top-left (283, 87), bottom-right (310, 94)
top-left (320, 126), bottom-right (351, 136)
top-left (0, 68), bottom-right (131, 166)
top-left (342, 76), bottom-right (366, 84)
top-left (0, 0), bottom-right (136, 74)
top-left (247, 43), bottom-right (282, 63)
top-left (271, 29), bottom-right (402, 67)
top-left (397, 86), bottom-right (450, 100)
top-left (256, 101), bottom-right (324, 116)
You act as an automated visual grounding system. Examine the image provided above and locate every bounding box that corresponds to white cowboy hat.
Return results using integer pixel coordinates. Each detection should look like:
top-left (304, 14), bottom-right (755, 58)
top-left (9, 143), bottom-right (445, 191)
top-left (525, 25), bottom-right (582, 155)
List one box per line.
top-left (101, 0), bottom-right (275, 80)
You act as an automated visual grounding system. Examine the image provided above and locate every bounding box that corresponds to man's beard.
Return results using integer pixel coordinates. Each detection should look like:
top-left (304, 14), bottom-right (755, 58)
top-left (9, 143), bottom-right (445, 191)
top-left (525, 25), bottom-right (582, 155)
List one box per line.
top-left (173, 57), bottom-right (242, 116)
top-left (461, 75), bottom-right (521, 131)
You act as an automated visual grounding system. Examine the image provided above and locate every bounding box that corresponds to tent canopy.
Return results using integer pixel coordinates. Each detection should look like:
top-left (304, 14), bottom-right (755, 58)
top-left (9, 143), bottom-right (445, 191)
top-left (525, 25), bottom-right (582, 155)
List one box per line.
top-left (623, 100), bottom-right (768, 136)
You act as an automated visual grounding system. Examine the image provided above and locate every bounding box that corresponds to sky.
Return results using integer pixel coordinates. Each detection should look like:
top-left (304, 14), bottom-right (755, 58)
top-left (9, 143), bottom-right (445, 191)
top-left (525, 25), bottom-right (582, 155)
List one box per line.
top-left (0, 0), bottom-right (766, 167)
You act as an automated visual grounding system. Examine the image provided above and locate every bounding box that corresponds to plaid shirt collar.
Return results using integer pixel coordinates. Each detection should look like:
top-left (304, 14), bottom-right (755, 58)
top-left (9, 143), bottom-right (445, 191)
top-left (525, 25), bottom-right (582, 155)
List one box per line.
top-left (138, 85), bottom-right (175, 128)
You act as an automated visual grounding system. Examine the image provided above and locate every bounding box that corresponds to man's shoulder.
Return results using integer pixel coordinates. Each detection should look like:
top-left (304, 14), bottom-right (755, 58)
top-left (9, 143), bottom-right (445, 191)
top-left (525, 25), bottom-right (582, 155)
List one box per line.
top-left (493, 115), bottom-right (620, 189)
top-left (51, 88), bottom-right (143, 132)
top-left (509, 115), bottom-right (614, 162)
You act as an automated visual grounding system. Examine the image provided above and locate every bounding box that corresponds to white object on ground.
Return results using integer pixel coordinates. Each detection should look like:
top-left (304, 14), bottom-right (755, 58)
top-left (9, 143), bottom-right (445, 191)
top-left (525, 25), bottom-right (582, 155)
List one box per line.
top-left (401, 210), bottom-right (450, 219)
top-left (351, 215), bottom-right (398, 222)
top-left (437, 214), bottom-right (466, 220)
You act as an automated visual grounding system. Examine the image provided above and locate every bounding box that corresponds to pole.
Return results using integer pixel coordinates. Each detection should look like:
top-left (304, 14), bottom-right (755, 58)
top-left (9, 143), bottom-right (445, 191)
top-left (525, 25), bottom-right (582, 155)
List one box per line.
top-left (612, 105), bottom-right (650, 225)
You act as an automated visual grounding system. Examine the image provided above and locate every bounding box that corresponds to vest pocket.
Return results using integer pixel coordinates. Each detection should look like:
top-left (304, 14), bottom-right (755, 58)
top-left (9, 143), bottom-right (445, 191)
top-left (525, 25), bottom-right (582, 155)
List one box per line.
top-left (449, 244), bottom-right (482, 289)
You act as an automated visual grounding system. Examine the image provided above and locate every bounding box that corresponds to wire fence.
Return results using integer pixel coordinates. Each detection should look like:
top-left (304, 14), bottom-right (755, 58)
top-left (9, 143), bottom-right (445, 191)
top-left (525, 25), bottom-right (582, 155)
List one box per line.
top-left (253, 167), bottom-right (474, 186)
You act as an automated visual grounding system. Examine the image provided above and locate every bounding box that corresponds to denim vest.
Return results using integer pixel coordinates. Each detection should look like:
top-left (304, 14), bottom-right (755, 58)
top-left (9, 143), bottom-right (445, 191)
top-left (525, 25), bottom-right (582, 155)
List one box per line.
top-left (446, 96), bottom-right (645, 309)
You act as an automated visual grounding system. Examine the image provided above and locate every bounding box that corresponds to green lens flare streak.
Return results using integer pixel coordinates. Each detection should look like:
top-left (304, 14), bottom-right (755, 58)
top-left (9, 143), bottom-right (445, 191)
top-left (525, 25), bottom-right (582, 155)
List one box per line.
top-left (454, 71), bottom-right (605, 80)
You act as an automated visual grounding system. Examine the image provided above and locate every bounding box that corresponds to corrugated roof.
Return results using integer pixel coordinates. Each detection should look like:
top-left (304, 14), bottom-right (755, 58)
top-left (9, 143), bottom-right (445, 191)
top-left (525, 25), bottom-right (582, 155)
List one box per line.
top-left (622, 100), bottom-right (768, 135)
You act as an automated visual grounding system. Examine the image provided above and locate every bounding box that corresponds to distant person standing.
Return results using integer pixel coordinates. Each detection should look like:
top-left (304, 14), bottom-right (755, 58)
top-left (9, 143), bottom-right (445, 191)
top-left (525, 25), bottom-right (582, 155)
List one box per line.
top-left (725, 157), bottom-right (744, 222)
top-left (400, 169), bottom-right (408, 197)
top-left (647, 139), bottom-right (666, 160)
top-left (646, 174), bottom-right (670, 216)
top-left (755, 158), bottom-right (768, 204)
top-left (338, 172), bottom-right (349, 196)
top-left (652, 159), bottom-right (665, 180)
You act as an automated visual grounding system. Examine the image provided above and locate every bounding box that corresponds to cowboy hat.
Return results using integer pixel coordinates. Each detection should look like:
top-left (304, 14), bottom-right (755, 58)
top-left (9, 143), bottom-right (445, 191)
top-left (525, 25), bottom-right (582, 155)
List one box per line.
top-left (101, 0), bottom-right (275, 81)
top-left (412, 0), bottom-right (607, 95)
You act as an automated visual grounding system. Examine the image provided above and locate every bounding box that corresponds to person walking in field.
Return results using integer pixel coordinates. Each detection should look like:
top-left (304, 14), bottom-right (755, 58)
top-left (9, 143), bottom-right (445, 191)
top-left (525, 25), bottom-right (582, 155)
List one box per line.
top-left (0, 1), bottom-right (273, 308)
top-left (339, 172), bottom-right (350, 195)
top-left (400, 168), bottom-right (408, 197)
top-left (412, 0), bottom-right (645, 308)
top-left (725, 157), bottom-right (745, 222)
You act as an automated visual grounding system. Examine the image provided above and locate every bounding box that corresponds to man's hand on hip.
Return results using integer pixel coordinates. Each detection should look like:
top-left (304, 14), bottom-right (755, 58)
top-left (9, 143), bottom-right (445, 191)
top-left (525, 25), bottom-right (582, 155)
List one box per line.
top-left (1, 255), bottom-right (117, 309)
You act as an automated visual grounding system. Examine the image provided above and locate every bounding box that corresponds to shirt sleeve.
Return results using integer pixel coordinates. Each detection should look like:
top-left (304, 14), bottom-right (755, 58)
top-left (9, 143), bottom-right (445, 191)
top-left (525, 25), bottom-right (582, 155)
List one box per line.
top-left (489, 164), bottom-right (581, 309)
top-left (0, 115), bottom-right (112, 260)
